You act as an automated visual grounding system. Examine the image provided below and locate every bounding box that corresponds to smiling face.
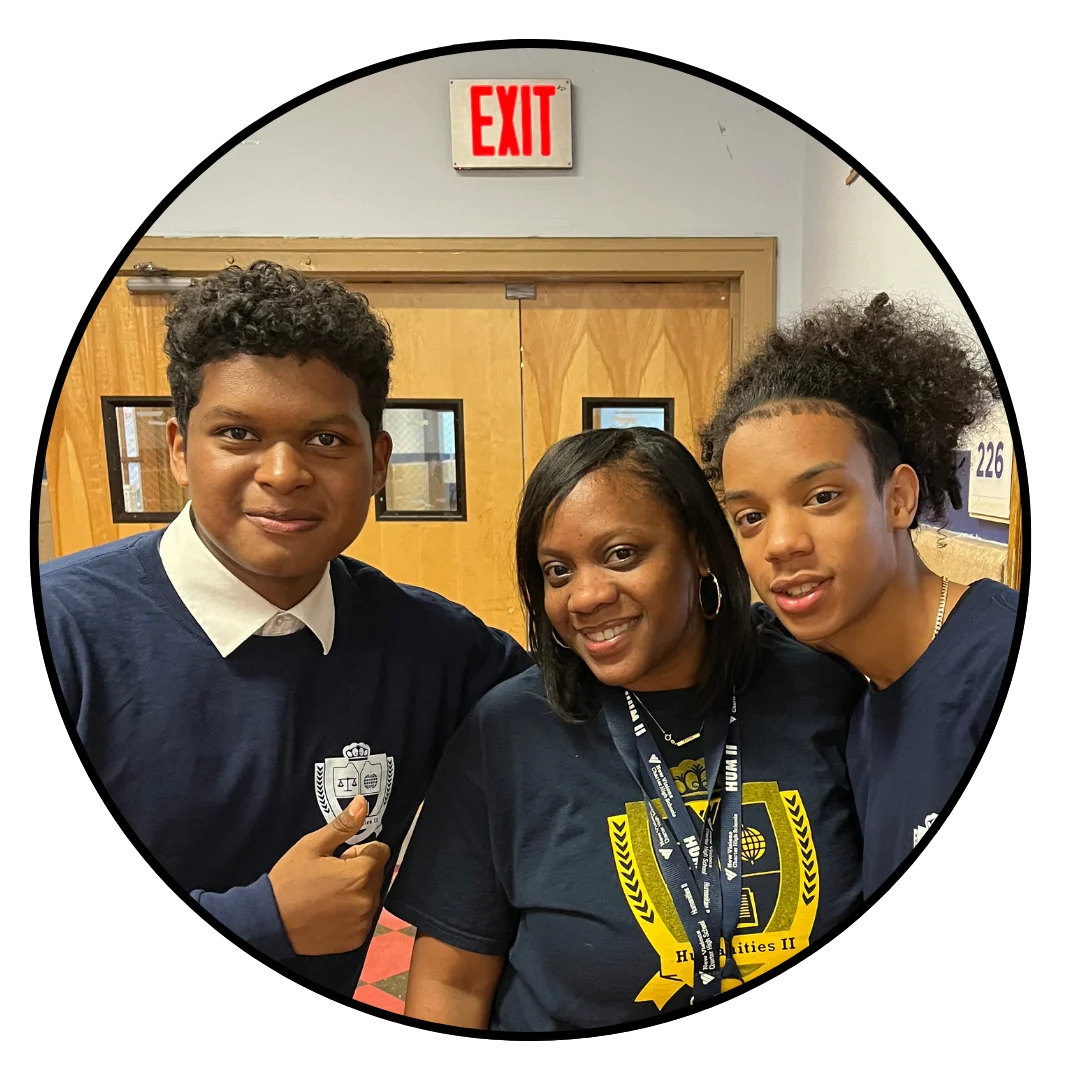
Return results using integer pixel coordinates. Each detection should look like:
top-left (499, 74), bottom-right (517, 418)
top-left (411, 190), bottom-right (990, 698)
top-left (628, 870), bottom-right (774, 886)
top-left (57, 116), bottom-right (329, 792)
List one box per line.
top-left (538, 466), bottom-right (709, 692)
top-left (166, 352), bottom-right (391, 609)
top-left (720, 407), bottom-right (915, 645)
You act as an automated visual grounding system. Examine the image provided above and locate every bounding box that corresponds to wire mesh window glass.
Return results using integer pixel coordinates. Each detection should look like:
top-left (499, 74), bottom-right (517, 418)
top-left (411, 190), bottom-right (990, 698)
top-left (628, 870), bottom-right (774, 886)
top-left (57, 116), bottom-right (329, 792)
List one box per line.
top-left (101, 397), bottom-right (186, 522)
top-left (582, 397), bottom-right (674, 434)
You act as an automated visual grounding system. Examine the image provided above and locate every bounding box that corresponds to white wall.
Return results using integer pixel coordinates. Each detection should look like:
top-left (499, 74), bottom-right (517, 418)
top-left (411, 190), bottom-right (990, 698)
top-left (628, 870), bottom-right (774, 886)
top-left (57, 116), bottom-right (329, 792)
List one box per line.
top-left (147, 49), bottom-right (994, 387)
top-left (801, 135), bottom-right (968, 319)
top-left (800, 135), bottom-right (1005, 452)
top-left (149, 48), bottom-right (807, 318)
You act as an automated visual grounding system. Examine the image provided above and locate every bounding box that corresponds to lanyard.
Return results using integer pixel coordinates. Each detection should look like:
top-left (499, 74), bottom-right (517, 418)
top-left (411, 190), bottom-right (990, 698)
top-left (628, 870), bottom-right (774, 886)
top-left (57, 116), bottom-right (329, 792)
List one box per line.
top-left (601, 685), bottom-right (744, 1001)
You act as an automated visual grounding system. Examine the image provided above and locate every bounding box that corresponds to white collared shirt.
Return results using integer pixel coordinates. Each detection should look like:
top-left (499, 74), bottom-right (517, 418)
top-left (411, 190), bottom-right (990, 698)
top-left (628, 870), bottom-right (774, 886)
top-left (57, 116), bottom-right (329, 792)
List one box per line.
top-left (158, 503), bottom-right (335, 658)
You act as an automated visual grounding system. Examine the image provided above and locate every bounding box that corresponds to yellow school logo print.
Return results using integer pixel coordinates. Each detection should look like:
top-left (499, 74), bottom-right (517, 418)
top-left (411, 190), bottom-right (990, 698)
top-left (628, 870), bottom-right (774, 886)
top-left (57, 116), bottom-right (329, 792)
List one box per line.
top-left (608, 763), bottom-right (819, 1010)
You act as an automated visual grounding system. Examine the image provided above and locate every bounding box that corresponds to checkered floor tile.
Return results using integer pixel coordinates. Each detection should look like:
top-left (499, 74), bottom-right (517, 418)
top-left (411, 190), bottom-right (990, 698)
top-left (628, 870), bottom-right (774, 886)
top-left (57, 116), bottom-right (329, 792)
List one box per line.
top-left (354, 892), bottom-right (415, 1014)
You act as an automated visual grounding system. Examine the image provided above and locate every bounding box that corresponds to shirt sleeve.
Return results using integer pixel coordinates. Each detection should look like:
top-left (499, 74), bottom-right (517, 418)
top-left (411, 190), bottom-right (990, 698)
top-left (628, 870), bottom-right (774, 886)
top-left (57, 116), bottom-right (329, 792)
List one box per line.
top-left (384, 707), bottom-right (516, 956)
top-left (755, 603), bottom-right (867, 695)
top-left (190, 875), bottom-right (296, 962)
top-left (458, 622), bottom-right (534, 724)
top-left (751, 601), bottom-right (786, 633)
top-left (39, 576), bottom-right (87, 729)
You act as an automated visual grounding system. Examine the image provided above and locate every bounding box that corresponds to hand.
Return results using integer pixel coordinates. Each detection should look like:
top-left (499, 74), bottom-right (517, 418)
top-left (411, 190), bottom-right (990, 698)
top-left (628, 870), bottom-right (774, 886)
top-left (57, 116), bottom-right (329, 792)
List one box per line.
top-left (268, 796), bottom-right (392, 956)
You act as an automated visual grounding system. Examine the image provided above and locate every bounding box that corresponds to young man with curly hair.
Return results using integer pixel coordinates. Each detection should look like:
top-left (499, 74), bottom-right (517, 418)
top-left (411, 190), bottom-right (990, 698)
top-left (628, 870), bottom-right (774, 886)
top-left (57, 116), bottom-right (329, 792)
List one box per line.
top-left (40, 262), bottom-right (532, 999)
top-left (699, 293), bottom-right (1020, 896)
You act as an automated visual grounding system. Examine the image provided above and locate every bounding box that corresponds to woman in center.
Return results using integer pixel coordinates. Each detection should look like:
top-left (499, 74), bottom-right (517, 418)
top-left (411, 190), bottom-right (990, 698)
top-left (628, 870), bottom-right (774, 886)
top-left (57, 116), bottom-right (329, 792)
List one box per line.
top-left (387, 426), bottom-right (864, 1032)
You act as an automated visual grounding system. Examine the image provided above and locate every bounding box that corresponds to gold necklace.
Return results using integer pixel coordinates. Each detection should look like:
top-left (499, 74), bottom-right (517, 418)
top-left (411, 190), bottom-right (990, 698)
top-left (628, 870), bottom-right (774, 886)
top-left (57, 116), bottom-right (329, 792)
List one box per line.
top-left (933, 576), bottom-right (950, 639)
top-left (631, 693), bottom-right (706, 748)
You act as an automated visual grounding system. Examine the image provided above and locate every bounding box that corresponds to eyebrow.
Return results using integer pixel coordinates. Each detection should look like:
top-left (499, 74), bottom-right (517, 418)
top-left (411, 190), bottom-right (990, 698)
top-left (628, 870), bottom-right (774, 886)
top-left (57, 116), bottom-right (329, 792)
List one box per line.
top-left (538, 527), bottom-right (639, 559)
top-left (723, 460), bottom-right (847, 503)
top-left (307, 414), bottom-right (362, 429)
top-left (201, 407), bottom-right (360, 429)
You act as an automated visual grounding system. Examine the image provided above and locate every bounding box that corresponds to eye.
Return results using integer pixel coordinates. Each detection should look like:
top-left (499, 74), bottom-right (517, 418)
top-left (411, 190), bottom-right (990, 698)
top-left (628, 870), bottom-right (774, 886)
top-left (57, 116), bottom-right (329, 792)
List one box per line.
top-left (308, 432), bottom-right (345, 448)
top-left (542, 562), bottom-right (572, 586)
top-left (808, 490), bottom-right (840, 507)
top-left (734, 510), bottom-right (764, 528)
top-left (219, 427), bottom-right (254, 442)
top-left (607, 545), bottom-right (636, 564)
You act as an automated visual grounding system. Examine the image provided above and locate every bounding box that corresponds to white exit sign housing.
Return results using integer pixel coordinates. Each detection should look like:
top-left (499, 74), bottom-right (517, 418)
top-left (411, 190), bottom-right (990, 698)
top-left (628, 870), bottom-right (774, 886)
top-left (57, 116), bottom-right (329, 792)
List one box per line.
top-left (450, 79), bottom-right (572, 169)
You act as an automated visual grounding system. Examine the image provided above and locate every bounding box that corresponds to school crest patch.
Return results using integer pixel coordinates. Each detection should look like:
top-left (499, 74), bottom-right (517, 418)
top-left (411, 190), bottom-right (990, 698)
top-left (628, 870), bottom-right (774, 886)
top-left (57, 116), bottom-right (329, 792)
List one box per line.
top-left (314, 741), bottom-right (395, 844)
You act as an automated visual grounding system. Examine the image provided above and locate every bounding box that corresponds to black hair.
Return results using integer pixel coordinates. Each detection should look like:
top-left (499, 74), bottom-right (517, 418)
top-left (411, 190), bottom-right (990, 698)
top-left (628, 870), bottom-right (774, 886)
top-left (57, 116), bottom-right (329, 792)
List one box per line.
top-left (516, 426), bottom-right (756, 725)
top-left (699, 293), bottom-right (1001, 527)
top-left (163, 260), bottom-right (393, 436)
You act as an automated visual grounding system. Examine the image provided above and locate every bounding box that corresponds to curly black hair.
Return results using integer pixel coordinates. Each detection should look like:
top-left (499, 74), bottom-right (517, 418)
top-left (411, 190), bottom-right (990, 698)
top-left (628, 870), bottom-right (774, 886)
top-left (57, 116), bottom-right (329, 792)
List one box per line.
top-left (699, 293), bottom-right (1001, 527)
top-left (163, 260), bottom-right (393, 435)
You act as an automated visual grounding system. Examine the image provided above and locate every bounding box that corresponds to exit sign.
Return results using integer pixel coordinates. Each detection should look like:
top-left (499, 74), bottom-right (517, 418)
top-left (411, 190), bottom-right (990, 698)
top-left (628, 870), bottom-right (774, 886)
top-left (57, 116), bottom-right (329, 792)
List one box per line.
top-left (449, 79), bottom-right (572, 169)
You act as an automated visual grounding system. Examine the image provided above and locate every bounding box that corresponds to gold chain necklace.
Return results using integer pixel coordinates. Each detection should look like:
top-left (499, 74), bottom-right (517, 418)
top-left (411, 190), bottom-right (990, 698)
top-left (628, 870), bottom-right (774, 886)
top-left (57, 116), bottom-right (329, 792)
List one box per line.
top-left (631, 693), bottom-right (706, 748)
top-left (933, 576), bottom-right (950, 639)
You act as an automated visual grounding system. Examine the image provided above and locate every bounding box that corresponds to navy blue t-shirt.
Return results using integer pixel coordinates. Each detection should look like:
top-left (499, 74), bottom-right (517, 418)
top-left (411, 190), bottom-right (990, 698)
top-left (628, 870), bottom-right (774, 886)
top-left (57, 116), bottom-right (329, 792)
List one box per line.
top-left (387, 615), bottom-right (865, 1032)
top-left (847, 578), bottom-right (1019, 897)
top-left (39, 531), bottom-right (532, 999)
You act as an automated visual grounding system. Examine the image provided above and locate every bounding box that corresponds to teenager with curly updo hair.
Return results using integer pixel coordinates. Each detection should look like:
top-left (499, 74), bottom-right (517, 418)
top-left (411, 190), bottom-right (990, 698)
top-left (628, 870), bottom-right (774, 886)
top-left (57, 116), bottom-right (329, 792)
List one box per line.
top-left (40, 261), bottom-right (530, 999)
top-left (699, 293), bottom-right (1020, 896)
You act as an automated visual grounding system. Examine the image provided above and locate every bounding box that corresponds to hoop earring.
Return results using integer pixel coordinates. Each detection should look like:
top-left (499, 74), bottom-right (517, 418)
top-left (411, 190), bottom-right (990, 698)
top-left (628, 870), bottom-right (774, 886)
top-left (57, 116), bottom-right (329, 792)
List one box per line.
top-left (551, 628), bottom-right (573, 650)
top-left (699, 571), bottom-right (722, 620)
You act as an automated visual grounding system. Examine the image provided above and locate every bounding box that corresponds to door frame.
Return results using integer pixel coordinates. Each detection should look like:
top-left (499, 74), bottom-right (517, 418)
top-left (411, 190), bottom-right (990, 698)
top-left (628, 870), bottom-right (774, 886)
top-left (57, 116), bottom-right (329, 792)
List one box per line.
top-left (1006, 453), bottom-right (1023, 590)
top-left (125, 236), bottom-right (777, 369)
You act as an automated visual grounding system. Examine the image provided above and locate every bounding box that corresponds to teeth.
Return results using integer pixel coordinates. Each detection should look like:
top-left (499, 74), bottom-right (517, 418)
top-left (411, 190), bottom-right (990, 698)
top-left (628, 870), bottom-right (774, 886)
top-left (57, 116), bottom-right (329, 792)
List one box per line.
top-left (785, 582), bottom-right (820, 598)
top-left (584, 621), bottom-right (633, 643)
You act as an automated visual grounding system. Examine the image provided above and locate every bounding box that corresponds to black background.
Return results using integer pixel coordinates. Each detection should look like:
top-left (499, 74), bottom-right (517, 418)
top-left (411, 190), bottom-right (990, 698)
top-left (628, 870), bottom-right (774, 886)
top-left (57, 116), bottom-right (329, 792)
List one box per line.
top-left (23, 39), bottom-right (1028, 1036)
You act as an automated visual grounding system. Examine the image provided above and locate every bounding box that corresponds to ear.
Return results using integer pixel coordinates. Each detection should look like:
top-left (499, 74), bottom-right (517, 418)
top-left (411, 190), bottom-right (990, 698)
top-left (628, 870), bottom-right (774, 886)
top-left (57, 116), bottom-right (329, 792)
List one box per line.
top-left (689, 532), bottom-right (711, 577)
top-left (371, 430), bottom-right (393, 495)
top-left (165, 417), bottom-right (189, 488)
top-left (885, 463), bottom-right (919, 530)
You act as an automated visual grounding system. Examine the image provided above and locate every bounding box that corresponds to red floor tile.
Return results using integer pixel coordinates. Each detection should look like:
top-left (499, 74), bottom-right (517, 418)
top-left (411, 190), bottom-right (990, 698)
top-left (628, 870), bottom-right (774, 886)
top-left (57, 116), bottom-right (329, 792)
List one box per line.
top-left (376, 908), bottom-right (412, 932)
top-left (359, 930), bottom-right (415, 984)
top-left (353, 983), bottom-right (405, 1015)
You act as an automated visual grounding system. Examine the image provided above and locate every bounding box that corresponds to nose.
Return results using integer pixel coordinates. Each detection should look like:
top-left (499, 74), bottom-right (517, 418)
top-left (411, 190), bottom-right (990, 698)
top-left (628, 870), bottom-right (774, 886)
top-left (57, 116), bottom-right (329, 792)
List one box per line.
top-left (254, 440), bottom-right (314, 493)
top-left (567, 565), bottom-right (619, 617)
top-left (763, 508), bottom-right (813, 563)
